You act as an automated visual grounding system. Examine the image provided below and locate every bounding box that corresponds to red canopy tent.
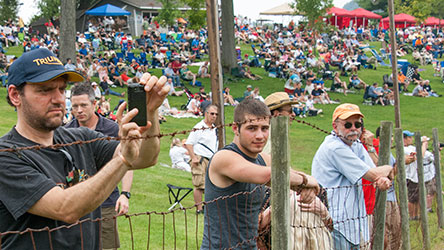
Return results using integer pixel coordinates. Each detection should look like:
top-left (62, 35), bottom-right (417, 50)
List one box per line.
top-left (423, 17), bottom-right (443, 27)
top-left (348, 8), bottom-right (382, 27)
top-left (380, 13), bottom-right (416, 29)
top-left (326, 7), bottom-right (353, 29)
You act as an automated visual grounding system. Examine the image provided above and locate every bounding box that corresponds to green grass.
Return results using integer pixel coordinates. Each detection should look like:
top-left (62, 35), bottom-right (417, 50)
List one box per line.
top-left (2, 43), bottom-right (444, 249)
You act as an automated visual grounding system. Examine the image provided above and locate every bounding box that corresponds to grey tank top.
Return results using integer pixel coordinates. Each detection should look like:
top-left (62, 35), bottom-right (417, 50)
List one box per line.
top-left (200, 143), bottom-right (268, 250)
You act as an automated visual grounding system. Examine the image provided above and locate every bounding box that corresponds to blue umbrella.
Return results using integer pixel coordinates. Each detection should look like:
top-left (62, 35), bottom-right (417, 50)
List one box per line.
top-left (85, 4), bottom-right (131, 16)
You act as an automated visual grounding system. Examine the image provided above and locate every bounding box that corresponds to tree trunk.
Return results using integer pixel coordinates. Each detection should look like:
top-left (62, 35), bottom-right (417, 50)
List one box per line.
top-left (220, 0), bottom-right (237, 74)
top-left (59, 0), bottom-right (77, 66)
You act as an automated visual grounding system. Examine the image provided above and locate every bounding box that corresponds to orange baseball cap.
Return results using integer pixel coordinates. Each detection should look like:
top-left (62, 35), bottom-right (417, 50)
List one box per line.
top-left (332, 103), bottom-right (364, 122)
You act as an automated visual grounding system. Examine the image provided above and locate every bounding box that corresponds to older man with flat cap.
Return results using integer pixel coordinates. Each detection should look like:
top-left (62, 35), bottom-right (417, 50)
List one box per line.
top-left (262, 92), bottom-right (333, 250)
top-left (0, 48), bottom-right (169, 249)
top-left (262, 92), bottom-right (297, 154)
top-left (311, 103), bottom-right (393, 250)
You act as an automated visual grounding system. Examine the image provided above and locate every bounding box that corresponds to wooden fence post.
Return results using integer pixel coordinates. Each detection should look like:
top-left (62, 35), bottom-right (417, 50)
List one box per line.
top-left (271, 116), bottom-right (290, 250)
top-left (394, 128), bottom-right (411, 250)
top-left (432, 128), bottom-right (444, 228)
top-left (372, 121), bottom-right (392, 250)
top-left (415, 132), bottom-right (431, 250)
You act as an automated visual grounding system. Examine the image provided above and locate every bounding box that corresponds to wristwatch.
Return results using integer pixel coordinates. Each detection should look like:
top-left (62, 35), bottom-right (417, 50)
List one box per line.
top-left (121, 191), bottom-right (131, 199)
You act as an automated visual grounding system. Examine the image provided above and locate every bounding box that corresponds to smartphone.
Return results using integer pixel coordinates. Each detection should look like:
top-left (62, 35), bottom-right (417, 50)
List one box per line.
top-left (127, 83), bottom-right (147, 126)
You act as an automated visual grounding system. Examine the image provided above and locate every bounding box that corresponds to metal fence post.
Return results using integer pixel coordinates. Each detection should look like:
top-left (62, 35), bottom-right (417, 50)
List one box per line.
top-left (271, 116), bottom-right (290, 250)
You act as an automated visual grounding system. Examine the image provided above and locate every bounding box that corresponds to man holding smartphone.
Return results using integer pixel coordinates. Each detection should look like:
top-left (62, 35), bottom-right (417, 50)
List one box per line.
top-left (0, 48), bottom-right (169, 249)
top-left (65, 83), bottom-right (133, 249)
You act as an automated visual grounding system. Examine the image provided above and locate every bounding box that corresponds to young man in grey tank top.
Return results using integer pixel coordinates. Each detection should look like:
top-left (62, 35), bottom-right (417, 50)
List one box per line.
top-left (201, 98), bottom-right (320, 249)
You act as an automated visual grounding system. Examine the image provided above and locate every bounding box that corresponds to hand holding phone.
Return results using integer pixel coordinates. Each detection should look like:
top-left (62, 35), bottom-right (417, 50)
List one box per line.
top-left (127, 83), bottom-right (147, 126)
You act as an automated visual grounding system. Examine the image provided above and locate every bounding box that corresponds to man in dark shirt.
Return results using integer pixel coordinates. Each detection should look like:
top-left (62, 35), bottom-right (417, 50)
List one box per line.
top-left (0, 48), bottom-right (169, 249)
top-left (65, 83), bottom-right (133, 249)
top-left (431, 41), bottom-right (443, 59)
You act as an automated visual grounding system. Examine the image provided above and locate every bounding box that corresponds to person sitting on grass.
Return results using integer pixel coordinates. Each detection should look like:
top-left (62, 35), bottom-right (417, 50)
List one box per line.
top-left (368, 82), bottom-right (385, 105)
top-left (198, 61), bottom-right (210, 78)
top-left (382, 84), bottom-right (394, 105)
top-left (179, 64), bottom-right (197, 85)
top-left (332, 71), bottom-right (348, 96)
top-left (223, 87), bottom-right (237, 106)
top-left (187, 94), bottom-right (201, 115)
top-left (348, 74), bottom-right (366, 90)
top-left (423, 81), bottom-right (440, 97)
top-left (240, 62), bottom-right (262, 80)
top-left (397, 71), bottom-right (410, 92)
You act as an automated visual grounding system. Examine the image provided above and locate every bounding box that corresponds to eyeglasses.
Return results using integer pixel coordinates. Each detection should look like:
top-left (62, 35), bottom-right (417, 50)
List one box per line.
top-left (209, 112), bottom-right (218, 116)
top-left (343, 121), bottom-right (363, 129)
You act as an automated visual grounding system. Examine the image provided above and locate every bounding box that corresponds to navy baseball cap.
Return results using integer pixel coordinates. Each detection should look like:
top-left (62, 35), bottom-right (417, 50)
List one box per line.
top-left (7, 48), bottom-right (84, 87)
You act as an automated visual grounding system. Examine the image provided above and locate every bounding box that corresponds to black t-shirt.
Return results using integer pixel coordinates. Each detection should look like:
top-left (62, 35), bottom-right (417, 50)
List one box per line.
top-left (412, 72), bottom-right (421, 81)
top-left (0, 126), bottom-right (119, 249)
top-left (312, 88), bottom-right (323, 96)
top-left (65, 113), bottom-right (120, 208)
top-left (294, 87), bottom-right (304, 97)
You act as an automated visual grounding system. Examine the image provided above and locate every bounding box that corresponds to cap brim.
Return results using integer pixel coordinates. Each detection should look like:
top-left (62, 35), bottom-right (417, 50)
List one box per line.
top-left (28, 70), bottom-right (84, 84)
top-left (338, 111), bottom-right (364, 120)
top-left (268, 100), bottom-right (299, 110)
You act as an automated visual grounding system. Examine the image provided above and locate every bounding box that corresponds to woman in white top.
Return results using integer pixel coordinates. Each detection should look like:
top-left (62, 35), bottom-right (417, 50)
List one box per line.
top-left (169, 138), bottom-right (191, 172)
top-left (187, 94), bottom-right (201, 115)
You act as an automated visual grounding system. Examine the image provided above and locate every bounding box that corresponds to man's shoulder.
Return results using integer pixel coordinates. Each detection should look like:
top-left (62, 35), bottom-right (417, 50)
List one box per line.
top-left (64, 119), bottom-right (80, 128)
top-left (193, 119), bottom-right (207, 129)
top-left (96, 115), bottom-right (119, 137)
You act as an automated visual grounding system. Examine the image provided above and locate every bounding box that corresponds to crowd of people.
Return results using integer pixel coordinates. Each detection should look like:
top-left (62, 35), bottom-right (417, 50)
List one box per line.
top-left (1, 13), bottom-right (444, 250)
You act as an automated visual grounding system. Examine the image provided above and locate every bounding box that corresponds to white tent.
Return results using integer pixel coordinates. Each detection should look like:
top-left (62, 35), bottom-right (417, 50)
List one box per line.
top-left (259, 3), bottom-right (296, 16)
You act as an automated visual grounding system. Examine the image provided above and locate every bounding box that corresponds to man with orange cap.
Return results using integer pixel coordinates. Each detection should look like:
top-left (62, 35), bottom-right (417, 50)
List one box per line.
top-left (311, 103), bottom-right (393, 250)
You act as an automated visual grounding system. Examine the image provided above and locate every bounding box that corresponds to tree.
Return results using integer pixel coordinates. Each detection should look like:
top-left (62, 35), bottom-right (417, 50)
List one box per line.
top-left (37, 0), bottom-right (61, 20)
top-left (181, 0), bottom-right (206, 30)
top-left (0, 0), bottom-right (20, 24)
top-left (220, 0), bottom-right (237, 74)
top-left (356, 0), bottom-right (387, 17)
top-left (394, 0), bottom-right (432, 21)
top-left (291, 0), bottom-right (333, 31)
top-left (431, 0), bottom-right (444, 21)
top-left (59, 0), bottom-right (76, 65)
top-left (155, 0), bottom-right (182, 28)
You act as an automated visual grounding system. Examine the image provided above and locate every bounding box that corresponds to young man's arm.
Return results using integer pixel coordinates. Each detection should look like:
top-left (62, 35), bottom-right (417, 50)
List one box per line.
top-left (210, 150), bottom-right (319, 203)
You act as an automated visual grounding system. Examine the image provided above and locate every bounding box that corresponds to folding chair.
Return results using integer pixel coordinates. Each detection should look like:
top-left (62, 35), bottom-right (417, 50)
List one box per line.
top-left (167, 184), bottom-right (193, 211)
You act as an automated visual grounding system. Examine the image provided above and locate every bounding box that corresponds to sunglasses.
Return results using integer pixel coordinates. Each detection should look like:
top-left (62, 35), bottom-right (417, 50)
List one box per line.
top-left (343, 121), bottom-right (363, 129)
top-left (209, 112), bottom-right (218, 116)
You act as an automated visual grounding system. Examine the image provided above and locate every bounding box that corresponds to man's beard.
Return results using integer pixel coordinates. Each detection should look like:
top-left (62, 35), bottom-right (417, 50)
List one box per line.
top-left (338, 130), bottom-right (361, 145)
top-left (22, 98), bottom-right (64, 131)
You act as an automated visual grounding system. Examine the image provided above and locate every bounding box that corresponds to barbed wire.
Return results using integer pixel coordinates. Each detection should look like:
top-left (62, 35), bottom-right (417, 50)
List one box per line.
top-left (0, 115), bottom-right (381, 154)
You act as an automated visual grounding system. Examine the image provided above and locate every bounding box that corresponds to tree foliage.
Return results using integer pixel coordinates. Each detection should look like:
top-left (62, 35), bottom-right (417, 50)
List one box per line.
top-left (33, 0), bottom-right (97, 23)
top-left (430, 0), bottom-right (444, 19)
top-left (291, 0), bottom-right (333, 31)
top-left (356, 0), bottom-right (387, 17)
top-left (37, 0), bottom-right (61, 20)
top-left (0, 0), bottom-right (20, 24)
top-left (181, 0), bottom-right (206, 30)
top-left (394, 0), bottom-right (432, 21)
top-left (155, 0), bottom-right (182, 28)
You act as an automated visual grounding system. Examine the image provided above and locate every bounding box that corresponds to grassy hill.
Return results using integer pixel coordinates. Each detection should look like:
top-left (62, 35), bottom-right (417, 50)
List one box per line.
top-left (1, 42), bottom-right (444, 249)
